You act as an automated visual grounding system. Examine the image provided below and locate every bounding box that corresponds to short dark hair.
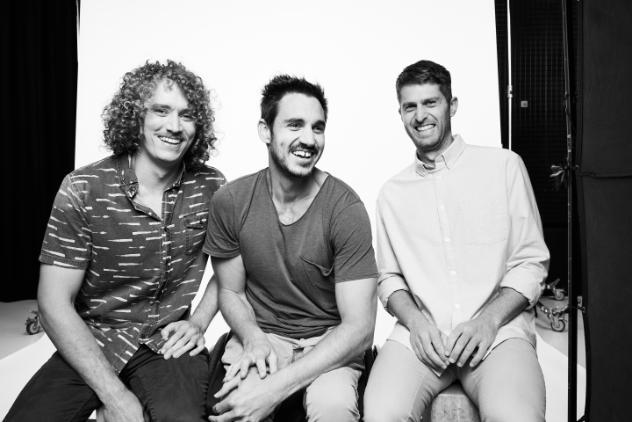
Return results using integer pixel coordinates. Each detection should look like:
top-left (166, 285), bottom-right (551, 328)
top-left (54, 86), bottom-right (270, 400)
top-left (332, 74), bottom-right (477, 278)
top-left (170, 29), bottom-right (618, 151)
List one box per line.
top-left (396, 60), bottom-right (452, 101)
top-left (102, 60), bottom-right (216, 171)
top-left (260, 75), bottom-right (328, 129)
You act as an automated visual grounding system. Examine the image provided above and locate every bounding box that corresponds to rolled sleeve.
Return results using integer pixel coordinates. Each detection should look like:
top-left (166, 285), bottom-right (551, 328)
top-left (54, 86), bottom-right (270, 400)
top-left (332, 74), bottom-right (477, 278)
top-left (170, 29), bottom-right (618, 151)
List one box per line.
top-left (501, 154), bottom-right (550, 308)
top-left (376, 194), bottom-right (410, 311)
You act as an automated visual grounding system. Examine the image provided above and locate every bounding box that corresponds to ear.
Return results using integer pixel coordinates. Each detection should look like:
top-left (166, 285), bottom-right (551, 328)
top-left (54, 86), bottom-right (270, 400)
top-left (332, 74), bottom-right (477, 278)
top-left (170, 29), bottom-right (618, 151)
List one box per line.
top-left (449, 97), bottom-right (458, 117)
top-left (258, 119), bottom-right (271, 145)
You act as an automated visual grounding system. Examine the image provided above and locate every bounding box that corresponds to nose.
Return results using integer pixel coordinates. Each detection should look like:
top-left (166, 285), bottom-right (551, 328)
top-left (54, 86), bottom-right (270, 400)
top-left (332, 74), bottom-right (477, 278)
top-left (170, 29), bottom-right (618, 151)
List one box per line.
top-left (415, 106), bottom-right (427, 122)
top-left (165, 112), bottom-right (183, 133)
top-left (299, 128), bottom-right (317, 146)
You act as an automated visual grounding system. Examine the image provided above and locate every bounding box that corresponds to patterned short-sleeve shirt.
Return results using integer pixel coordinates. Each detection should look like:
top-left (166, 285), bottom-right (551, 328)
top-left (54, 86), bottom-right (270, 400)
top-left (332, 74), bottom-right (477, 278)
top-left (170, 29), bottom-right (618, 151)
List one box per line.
top-left (39, 154), bottom-right (225, 372)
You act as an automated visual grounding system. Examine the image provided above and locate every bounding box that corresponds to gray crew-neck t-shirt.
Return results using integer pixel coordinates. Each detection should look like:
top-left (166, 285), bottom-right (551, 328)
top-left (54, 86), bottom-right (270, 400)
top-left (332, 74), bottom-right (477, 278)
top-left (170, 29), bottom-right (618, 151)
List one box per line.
top-left (204, 169), bottom-right (377, 339)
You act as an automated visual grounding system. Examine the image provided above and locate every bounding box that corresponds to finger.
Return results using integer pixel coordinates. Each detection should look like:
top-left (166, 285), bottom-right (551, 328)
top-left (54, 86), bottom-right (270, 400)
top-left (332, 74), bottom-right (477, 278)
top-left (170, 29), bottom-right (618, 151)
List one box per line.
top-left (444, 327), bottom-right (463, 356)
top-left (267, 350), bottom-right (278, 374)
top-left (170, 341), bottom-right (196, 359)
top-left (422, 335), bottom-right (448, 369)
top-left (224, 362), bottom-right (240, 381)
top-left (161, 327), bottom-right (187, 354)
top-left (214, 376), bottom-right (241, 399)
top-left (449, 333), bottom-right (471, 364)
top-left (209, 409), bottom-right (238, 422)
top-left (255, 357), bottom-right (267, 379)
top-left (469, 339), bottom-right (490, 367)
top-left (429, 330), bottom-right (447, 362)
top-left (189, 337), bottom-right (206, 356)
top-left (457, 339), bottom-right (479, 367)
top-left (239, 357), bottom-right (251, 379)
top-left (164, 331), bottom-right (196, 359)
top-left (161, 322), bottom-right (178, 340)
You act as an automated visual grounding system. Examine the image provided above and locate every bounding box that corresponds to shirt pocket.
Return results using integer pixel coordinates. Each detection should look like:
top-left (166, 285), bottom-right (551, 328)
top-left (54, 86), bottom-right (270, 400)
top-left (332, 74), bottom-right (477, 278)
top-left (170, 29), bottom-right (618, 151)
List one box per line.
top-left (183, 210), bottom-right (209, 255)
top-left (300, 255), bottom-right (335, 292)
top-left (460, 205), bottom-right (509, 245)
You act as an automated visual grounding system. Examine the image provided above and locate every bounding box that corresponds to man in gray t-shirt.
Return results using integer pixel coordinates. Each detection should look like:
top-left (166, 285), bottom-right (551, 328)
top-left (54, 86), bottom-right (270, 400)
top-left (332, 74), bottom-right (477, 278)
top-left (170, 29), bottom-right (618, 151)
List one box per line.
top-left (204, 75), bottom-right (377, 422)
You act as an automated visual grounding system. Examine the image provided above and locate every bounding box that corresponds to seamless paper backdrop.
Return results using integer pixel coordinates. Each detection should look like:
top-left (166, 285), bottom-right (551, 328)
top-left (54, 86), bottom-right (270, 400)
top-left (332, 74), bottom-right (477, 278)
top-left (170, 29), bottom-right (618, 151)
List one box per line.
top-left (76, 0), bottom-right (500, 344)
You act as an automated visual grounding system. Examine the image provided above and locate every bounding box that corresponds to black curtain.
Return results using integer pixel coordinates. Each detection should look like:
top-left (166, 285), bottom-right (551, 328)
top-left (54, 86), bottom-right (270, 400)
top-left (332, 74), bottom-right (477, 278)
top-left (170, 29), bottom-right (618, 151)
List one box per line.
top-left (0, 1), bottom-right (78, 301)
top-left (577, 0), bottom-right (632, 420)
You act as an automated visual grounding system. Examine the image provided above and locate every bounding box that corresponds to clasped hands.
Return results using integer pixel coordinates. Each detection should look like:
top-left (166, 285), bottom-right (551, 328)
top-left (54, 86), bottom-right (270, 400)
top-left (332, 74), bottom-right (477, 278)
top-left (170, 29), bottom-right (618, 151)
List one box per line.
top-left (409, 313), bottom-right (498, 373)
top-left (209, 335), bottom-right (283, 422)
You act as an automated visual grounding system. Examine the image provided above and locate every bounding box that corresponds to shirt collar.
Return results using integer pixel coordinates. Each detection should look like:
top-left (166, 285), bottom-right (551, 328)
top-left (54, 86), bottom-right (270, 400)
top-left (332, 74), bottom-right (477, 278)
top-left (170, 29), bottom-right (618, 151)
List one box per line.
top-left (115, 154), bottom-right (186, 198)
top-left (414, 135), bottom-right (466, 177)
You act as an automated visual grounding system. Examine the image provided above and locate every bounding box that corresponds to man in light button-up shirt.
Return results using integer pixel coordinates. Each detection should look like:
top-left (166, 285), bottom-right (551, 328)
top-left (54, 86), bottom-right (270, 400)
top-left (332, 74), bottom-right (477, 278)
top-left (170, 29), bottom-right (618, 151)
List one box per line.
top-left (364, 60), bottom-right (549, 422)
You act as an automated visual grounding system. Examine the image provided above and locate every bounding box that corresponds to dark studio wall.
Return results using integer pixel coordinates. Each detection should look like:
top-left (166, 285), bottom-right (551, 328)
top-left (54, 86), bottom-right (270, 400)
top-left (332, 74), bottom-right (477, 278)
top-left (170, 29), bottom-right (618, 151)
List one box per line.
top-left (0, 1), bottom-right (78, 301)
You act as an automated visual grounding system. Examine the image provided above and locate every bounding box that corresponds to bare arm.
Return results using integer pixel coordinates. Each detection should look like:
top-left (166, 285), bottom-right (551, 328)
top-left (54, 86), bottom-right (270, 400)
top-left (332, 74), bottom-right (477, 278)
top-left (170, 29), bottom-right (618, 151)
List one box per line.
top-left (212, 255), bottom-right (277, 380)
top-left (386, 289), bottom-right (449, 372)
top-left (445, 287), bottom-right (528, 368)
top-left (272, 276), bottom-right (376, 393)
top-left (161, 257), bottom-right (220, 359)
top-left (37, 264), bottom-right (144, 422)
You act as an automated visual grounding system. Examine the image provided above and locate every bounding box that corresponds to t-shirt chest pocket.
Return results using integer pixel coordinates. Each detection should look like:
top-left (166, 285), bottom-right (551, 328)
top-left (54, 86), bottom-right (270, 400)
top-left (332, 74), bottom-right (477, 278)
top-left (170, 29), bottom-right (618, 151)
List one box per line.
top-left (183, 210), bottom-right (209, 255)
top-left (300, 255), bottom-right (335, 292)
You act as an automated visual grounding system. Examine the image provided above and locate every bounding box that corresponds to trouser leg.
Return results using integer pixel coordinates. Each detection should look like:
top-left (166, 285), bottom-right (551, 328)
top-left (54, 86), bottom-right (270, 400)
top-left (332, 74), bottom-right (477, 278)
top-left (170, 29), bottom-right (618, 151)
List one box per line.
top-left (4, 352), bottom-right (101, 422)
top-left (303, 362), bottom-right (363, 422)
top-left (459, 338), bottom-right (546, 422)
top-left (121, 345), bottom-right (210, 422)
top-left (363, 340), bottom-right (455, 422)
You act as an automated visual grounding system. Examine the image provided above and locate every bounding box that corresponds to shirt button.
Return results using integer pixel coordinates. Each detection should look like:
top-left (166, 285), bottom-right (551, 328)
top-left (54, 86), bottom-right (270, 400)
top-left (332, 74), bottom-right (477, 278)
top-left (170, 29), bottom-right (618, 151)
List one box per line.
top-left (444, 237), bottom-right (451, 242)
top-left (449, 270), bottom-right (457, 276)
top-left (455, 303), bottom-right (461, 309)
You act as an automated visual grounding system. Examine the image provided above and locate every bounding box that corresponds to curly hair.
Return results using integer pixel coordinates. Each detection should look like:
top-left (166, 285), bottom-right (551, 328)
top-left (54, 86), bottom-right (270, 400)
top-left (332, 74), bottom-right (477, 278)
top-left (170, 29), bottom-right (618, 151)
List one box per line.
top-left (102, 60), bottom-right (216, 171)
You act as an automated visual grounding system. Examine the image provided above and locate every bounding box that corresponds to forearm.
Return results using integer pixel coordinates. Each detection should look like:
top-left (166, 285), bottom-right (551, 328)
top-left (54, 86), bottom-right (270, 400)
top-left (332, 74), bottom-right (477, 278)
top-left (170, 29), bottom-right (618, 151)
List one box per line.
top-left (38, 299), bottom-right (129, 403)
top-left (219, 286), bottom-right (266, 343)
top-left (189, 274), bottom-right (219, 330)
top-left (477, 287), bottom-right (529, 329)
top-left (273, 313), bottom-right (375, 398)
top-left (387, 289), bottom-right (428, 329)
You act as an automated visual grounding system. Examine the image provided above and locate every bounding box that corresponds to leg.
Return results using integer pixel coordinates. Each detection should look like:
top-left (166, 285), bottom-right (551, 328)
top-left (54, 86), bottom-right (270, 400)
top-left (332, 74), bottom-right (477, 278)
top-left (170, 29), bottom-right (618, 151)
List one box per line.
top-left (121, 345), bottom-right (210, 422)
top-left (5, 352), bottom-right (101, 422)
top-left (363, 340), bottom-right (454, 422)
top-left (460, 338), bottom-right (546, 422)
top-left (303, 364), bottom-right (363, 422)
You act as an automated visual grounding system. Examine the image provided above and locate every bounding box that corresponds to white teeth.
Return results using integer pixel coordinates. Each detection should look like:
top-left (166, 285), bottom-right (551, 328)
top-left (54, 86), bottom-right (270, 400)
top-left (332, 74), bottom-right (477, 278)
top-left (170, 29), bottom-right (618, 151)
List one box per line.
top-left (159, 136), bottom-right (181, 145)
top-left (418, 124), bottom-right (435, 131)
top-left (292, 150), bottom-right (312, 158)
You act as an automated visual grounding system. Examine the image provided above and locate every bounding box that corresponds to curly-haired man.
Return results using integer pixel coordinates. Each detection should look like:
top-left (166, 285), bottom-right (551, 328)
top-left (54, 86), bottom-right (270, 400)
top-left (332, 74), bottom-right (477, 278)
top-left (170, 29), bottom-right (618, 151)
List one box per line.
top-left (6, 60), bottom-right (225, 422)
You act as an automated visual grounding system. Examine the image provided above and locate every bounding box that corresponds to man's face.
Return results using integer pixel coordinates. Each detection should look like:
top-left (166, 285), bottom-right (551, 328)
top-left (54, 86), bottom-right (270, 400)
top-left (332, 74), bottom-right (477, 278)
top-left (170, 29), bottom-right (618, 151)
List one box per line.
top-left (398, 83), bottom-right (457, 157)
top-left (140, 79), bottom-right (196, 167)
top-left (262, 93), bottom-right (326, 178)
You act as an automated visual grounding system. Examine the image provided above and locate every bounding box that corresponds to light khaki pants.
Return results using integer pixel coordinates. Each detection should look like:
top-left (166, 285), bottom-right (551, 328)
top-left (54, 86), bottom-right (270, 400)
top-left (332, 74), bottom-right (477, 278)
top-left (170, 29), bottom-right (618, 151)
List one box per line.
top-left (222, 331), bottom-right (364, 422)
top-left (363, 338), bottom-right (545, 422)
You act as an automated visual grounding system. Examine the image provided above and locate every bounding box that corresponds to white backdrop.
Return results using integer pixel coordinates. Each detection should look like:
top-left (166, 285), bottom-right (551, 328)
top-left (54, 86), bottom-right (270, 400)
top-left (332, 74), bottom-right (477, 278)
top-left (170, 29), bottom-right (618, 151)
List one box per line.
top-left (76, 0), bottom-right (501, 345)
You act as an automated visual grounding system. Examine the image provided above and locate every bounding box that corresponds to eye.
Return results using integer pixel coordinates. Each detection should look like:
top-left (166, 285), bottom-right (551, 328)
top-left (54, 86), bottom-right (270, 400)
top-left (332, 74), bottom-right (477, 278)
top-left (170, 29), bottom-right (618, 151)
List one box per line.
top-left (180, 111), bottom-right (195, 122)
top-left (151, 107), bottom-right (169, 116)
top-left (313, 124), bottom-right (325, 134)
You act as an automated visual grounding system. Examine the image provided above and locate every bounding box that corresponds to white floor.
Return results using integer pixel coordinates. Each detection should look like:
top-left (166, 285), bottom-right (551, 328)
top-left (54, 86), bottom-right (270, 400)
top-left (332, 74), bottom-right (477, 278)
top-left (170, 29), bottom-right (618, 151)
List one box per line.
top-left (0, 299), bottom-right (586, 421)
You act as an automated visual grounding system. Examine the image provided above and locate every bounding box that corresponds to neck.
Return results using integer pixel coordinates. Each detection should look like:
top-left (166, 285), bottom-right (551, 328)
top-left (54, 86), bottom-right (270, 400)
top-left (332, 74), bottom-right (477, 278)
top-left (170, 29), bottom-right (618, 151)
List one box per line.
top-left (267, 164), bottom-right (323, 205)
top-left (417, 133), bottom-right (454, 165)
top-left (133, 151), bottom-right (181, 192)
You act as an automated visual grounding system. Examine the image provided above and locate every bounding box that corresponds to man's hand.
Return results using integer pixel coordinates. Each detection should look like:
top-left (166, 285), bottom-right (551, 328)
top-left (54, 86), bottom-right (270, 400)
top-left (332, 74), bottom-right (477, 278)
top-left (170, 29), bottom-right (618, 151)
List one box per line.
top-left (159, 320), bottom-right (205, 359)
top-left (408, 312), bottom-right (449, 372)
top-left (209, 372), bottom-right (283, 422)
top-left (444, 314), bottom-right (498, 368)
top-left (101, 389), bottom-right (147, 422)
top-left (225, 335), bottom-right (278, 382)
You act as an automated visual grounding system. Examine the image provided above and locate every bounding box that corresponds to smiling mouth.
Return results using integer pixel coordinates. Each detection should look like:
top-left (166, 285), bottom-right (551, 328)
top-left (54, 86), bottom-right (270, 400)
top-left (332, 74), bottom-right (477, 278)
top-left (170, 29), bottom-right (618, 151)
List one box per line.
top-left (291, 149), bottom-right (315, 159)
top-left (158, 136), bottom-right (182, 145)
top-left (415, 123), bottom-right (436, 133)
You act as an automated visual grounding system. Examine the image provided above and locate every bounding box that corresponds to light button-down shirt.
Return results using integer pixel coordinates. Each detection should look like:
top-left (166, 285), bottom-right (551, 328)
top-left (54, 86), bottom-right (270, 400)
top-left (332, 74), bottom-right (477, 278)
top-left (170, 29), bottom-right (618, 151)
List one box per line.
top-left (376, 135), bottom-right (549, 355)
